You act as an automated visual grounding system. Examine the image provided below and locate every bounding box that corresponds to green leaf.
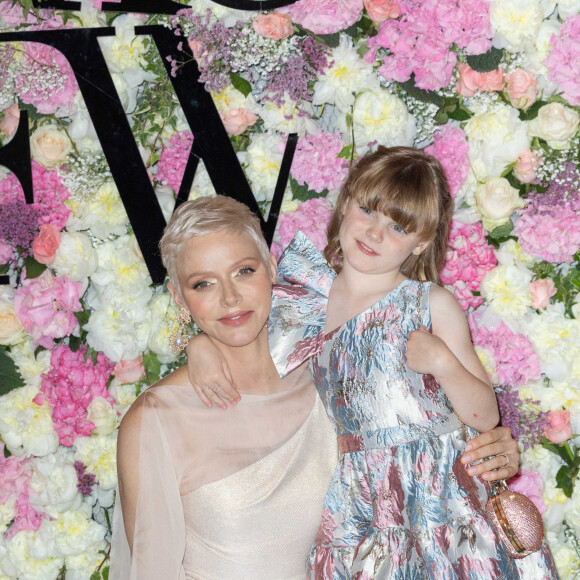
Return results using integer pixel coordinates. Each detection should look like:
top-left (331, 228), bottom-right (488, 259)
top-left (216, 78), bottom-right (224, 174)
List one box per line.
top-left (23, 256), bottom-right (47, 279)
top-left (143, 350), bottom-right (162, 384)
top-left (518, 100), bottom-right (547, 121)
top-left (68, 335), bottom-right (81, 353)
top-left (465, 47), bottom-right (503, 73)
top-left (399, 75), bottom-right (444, 108)
top-left (90, 572), bottom-right (100, 580)
top-left (3, 445), bottom-right (11, 458)
top-left (488, 221), bottom-right (514, 240)
top-left (316, 33), bottom-right (341, 48)
top-left (337, 144), bottom-right (353, 160)
top-left (0, 349), bottom-right (24, 396)
top-left (447, 106), bottom-right (472, 121)
top-left (289, 178), bottom-right (328, 202)
top-left (0, 263), bottom-right (9, 275)
top-left (556, 465), bottom-right (574, 498)
top-left (229, 72), bottom-right (252, 98)
top-left (102, 567), bottom-right (110, 580)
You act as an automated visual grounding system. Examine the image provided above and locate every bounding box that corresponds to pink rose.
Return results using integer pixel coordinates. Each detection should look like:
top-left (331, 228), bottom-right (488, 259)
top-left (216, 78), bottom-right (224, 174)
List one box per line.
top-left (529, 278), bottom-right (557, 309)
top-left (252, 12), bottom-right (294, 40)
top-left (455, 63), bottom-right (504, 97)
top-left (32, 223), bottom-right (61, 265)
top-left (514, 150), bottom-right (540, 184)
top-left (113, 358), bottom-right (145, 384)
top-left (508, 469), bottom-right (546, 514)
top-left (544, 410), bottom-right (572, 444)
top-left (0, 104), bottom-right (20, 139)
top-left (0, 242), bottom-right (13, 264)
top-left (506, 69), bottom-right (538, 110)
top-left (363, 0), bottom-right (401, 22)
top-left (188, 38), bottom-right (204, 60)
top-left (220, 107), bottom-right (259, 136)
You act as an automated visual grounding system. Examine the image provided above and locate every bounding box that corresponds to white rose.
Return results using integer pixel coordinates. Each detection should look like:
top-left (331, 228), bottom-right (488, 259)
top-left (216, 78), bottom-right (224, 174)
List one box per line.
top-left (480, 264), bottom-right (532, 319)
top-left (527, 103), bottom-right (580, 149)
top-left (86, 396), bottom-right (118, 436)
top-left (0, 293), bottom-right (26, 346)
top-left (245, 133), bottom-right (285, 203)
top-left (52, 231), bottom-right (98, 282)
top-left (557, 0), bottom-right (580, 18)
top-left (147, 292), bottom-right (179, 364)
top-left (30, 125), bottom-right (72, 170)
top-left (53, 505), bottom-right (106, 557)
top-left (490, 0), bottom-right (544, 52)
top-left (475, 177), bottom-right (526, 231)
top-left (74, 434), bottom-right (118, 490)
top-left (344, 89), bottom-right (416, 154)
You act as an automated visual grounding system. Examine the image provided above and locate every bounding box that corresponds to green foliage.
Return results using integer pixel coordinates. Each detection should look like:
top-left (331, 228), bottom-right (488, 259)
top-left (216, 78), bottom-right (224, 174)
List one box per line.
top-left (486, 222), bottom-right (516, 248)
top-left (518, 100), bottom-right (548, 121)
top-left (465, 47), bottom-right (503, 72)
top-left (533, 256), bottom-right (580, 318)
top-left (23, 256), bottom-right (47, 279)
top-left (316, 33), bottom-right (341, 48)
top-left (229, 72), bottom-right (252, 98)
top-left (289, 178), bottom-right (328, 202)
top-left (143, 350), bottom-right (162, 384)
top-left (0, 349), bottom-right (24, 397)
top-left (543, 438), bottom-right (580, 498)
top-left (399, 75), bottom-right (444, 108)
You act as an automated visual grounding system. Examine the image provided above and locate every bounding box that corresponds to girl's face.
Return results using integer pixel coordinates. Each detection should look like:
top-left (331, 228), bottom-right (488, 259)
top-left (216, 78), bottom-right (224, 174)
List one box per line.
top-left (168, 230), bottom-right (277, 349)
top-left (338, 200), bottom-right (430, 277)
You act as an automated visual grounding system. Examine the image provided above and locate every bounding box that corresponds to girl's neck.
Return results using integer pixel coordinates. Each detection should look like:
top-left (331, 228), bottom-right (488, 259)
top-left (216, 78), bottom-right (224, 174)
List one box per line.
top-left (335, 265), bottom-right (407, 299)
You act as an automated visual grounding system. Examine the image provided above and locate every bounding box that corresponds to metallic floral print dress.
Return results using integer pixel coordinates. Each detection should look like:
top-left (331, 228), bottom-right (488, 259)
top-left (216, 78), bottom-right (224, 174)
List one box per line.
top-left (269, 233), bottom-right (558, 580)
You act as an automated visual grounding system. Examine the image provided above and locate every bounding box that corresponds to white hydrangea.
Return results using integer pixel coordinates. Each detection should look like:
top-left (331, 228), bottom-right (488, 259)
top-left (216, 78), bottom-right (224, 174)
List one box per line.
top-left (147, 292), bottom-right (180, 364)
top-left (74, 434), bottom-right (118, 491)
top-left (259, 96), bottom-right (318, 136)
top-left (245, 132), bottom-right (285, 203)
top-left (342, 89), bottom-right (416, 154)
top-left (29, 447), bottom-right (82, 519)
top-left (490, 0), bottom-right (545, 52)
top-left (52, 505), bottom-right (106, 557)
top-left (464, 102), bottom-right (530, 178)
top-left (52, 231), bottom-right (98, 283)
top-left (480, 264), bottom-right (532, 319)
top-left (312, 34), bottom-right (379, 113)
top-left (0, 385), bottom-right (59, 457)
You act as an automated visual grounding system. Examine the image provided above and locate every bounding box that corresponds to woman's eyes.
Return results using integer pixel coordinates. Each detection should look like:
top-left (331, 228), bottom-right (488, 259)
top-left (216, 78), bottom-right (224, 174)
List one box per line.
top-left (192, 280), bottom-right (211, 290)
top-left (237, 266), bottom-right (256, 276)
top-left (191, 266), bottom-right (255, 290)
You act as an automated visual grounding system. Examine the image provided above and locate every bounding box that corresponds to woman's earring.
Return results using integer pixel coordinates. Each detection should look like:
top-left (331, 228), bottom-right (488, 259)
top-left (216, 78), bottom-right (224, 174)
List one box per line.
top-left (168, 308), bottom-right (192, 353)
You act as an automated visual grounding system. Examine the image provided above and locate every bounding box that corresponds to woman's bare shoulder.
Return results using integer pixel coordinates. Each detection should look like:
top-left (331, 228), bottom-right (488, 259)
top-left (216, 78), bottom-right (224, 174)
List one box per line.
top-left (152, 364), bottom-right (189, 387)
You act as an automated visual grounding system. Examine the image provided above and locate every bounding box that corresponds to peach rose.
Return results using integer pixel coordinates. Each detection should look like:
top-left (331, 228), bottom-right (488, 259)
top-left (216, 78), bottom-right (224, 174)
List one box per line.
top-left (220, 107), bottom-right (259, 136)
top-left (252, 12), bottom-right (293, 40)
top-left (456, 63), bottom-right (505, 97)
top-left (506, 69), bottom-right (537, 111)
top-left (0, 295), bottom-right (26, 346)
top-left (0, 104), bottom-right (20, 140)
top-left (544, 410), bottom-right (572, 444)
top-left (30, 125), bottom-right (72, 169)
top-left (529, 278), bottom-right (557, 309)
top-left (113, 357), bottom-right (146, 384)
top-left (514, 149), bottom-right (540, 184)
top-left (32, 224), bottom-right (61, 265)
top-left (364, 0), bottom-right (401, 22)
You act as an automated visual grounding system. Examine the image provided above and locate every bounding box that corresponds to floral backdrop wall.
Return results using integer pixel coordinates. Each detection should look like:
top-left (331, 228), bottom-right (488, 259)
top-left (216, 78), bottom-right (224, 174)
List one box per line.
top-left (0, 0), bottom-right (579, 578)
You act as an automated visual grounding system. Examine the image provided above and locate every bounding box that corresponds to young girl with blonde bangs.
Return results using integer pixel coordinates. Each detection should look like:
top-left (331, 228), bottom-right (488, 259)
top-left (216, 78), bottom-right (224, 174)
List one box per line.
top-left (187, 147), bottom-right (558, 579)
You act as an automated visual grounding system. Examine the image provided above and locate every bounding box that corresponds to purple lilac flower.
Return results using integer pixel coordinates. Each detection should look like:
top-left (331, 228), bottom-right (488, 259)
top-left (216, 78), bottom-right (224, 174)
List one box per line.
top-left (0, 199), bottom-right (42, 260)
top-left (74, 460), bottom-right (98, 497)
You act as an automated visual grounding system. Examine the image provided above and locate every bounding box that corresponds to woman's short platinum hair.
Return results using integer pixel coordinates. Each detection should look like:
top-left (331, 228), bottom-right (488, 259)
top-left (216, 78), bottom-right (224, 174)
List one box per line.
top-left (160, 195), bottom-right (271, 288)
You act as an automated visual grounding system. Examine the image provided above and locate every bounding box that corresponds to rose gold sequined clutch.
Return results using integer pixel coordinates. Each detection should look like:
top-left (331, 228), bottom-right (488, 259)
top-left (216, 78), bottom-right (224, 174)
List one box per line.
top-left (484, 479), bottom-right (544, 558)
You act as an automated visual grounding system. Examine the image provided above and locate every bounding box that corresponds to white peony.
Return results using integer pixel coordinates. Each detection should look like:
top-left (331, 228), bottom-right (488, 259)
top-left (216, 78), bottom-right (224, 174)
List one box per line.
top-left (6, 339), bottom-right (51, 390)
top-left (480, 264), bottom-right (532, 319)
top-left (474, 177), bottom-right (526, 231)
top-left (188, 160), bottom-right (218, 200)
top-left (29, 447), bottom-right (82, 518)
top-left (147, 292), bottom-right (180, 364)
top-left (494, 239), bottom-right (536, 268)
top-left (0, 385), bottom-right (59, 457)
top-left (557, 0), bottom-right (580, 17)
top-left (259, 96), bottom-right (318, 136)
top-left (490, 0), bottom-right (545, 52)
top-left (86, 396), bottom-right (118, 436)
top-left (244, 132), bottom-right (285, 203)
top-left (527, 103), bottom-right (580, 149)
top-left (342, 89), bottom-right (416, 154)
top-left (0, 499), bottom-right (15, 536)
top-left (52, 231), bottom-right (98, 282)
top-left (98, 14), bottom-right (148, 73)
top-left (188, 0), bottom-right (254, 26)
top-left (155, 184), bottom-right (175, 223)
top-left (53, 505), bottom-right (106, 557)
top-left (64, 539), bottom-right (109, 580)
top-left (464, 103), bottom-right (530, 178)
top-left (312, 34), bottom-right (379, 112)
top-left (74, 434), bottom-right (118, 491)
top-left (108, 380), bottom-right (139, 418)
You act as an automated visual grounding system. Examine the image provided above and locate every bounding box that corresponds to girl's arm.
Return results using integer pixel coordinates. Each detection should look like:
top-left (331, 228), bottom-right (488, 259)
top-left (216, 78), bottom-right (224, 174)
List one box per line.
top-left (406, 285), bottom-right (499, 432)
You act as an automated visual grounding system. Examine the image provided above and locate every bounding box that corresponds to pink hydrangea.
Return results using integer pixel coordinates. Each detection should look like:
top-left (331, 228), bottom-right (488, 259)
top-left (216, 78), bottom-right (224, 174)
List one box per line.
top-left (507, 469), bottom-right (546, 514)
top-left (283, 0), bottom-right (363, 34)
top-left (31, 160), bottom-right (71, 229)
top-left (14, 270), bottom-right (83, 349)
top-left (14, 43), bottom-right (78, 115)
top-left (440, 220), bottom-right (497, 310)
top-left (40, 345), bottom-right (115, 447)
top-left (424, 125), bottom-right (469, 197)
top-left (544, 14), bottom-right (580, 106)
top-left (0, 171), bottom-right (25, 204)
top-left (0, 2), bottom-right (37, 26)
top-left (271, 198), bottom-right (333, 260)
top-left (469, 311), bottom-right (541, 386)
top-left (291, 131), bottom-right (349, 194)
top-left (156, 131), bottom-right (194, 193)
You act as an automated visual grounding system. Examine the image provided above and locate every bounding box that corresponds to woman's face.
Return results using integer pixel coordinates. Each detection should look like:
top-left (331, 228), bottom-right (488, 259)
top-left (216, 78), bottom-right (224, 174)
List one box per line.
top-left (169, 230), bottom-right (276, 349)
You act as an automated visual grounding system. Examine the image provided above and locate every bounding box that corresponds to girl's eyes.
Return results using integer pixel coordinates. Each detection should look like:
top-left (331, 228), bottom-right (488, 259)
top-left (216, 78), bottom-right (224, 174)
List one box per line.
top-left (393, 224), bottom-right (407, 234)
top-left (359, 206), bottom-right (373, 216)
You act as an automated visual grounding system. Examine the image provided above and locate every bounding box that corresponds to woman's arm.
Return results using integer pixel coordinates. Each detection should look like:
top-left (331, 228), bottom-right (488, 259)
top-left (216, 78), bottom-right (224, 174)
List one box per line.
top-left (406, 285), bottom-right (499, 432)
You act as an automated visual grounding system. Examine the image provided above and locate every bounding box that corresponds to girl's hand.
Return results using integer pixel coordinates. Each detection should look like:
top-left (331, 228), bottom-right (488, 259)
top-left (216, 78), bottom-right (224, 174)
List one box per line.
top-left (405, 326), bottom-right (452, 376)
top-left (185, 334), bottom-right (240, 409)
top-left (460, 426), bottom-right (520, 481)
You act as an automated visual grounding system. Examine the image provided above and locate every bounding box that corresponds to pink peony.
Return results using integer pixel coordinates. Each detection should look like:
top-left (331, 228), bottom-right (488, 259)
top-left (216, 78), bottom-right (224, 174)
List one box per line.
top-left (14, 270), bottom-right (83, 349)
top-left (220, 107), bottom-right (258, 136)
top-left (469, 311), bottom-right (541, 386)
top-left (283, 0), bottom-right (363, 34)
top-left (424, 124), bottom-right (469, 197)
top-left (364, 0), bottom-right (401, 22)
top-left (156, 131), bottom-right (194, 194)
top-left (507, 469), bottom-right (546, 514)
top-left (506, 69), bottom-right (538, 110)
top-left (32, 223), bottom-right (61, 265)
top-left (544, 410), bottom-right (572, 444)
top-left (529, 278), bottom-right (557, 310)
top-left (40, 345), bottom-right (115, 446)
top-left (252, 12), bottom-right (294, 40)
top-left (31, 160), bottom-right (71, 229)
top-left (291, 130), bottom-right (349, 194)
top-left (0, 104), bottom-right (20, 140)
top-left (113, 357), bottom-right (145, 384)
top-left (544, 14), bottom-right (580, 106)
top-left (271, 198), bottom-right (333, 260)
top-left (440, 220), bottom-right (497, 310)
top-left (514, 150), bottom-right (541, 184)
top-left (455, 63), bottom-right (505, 97)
